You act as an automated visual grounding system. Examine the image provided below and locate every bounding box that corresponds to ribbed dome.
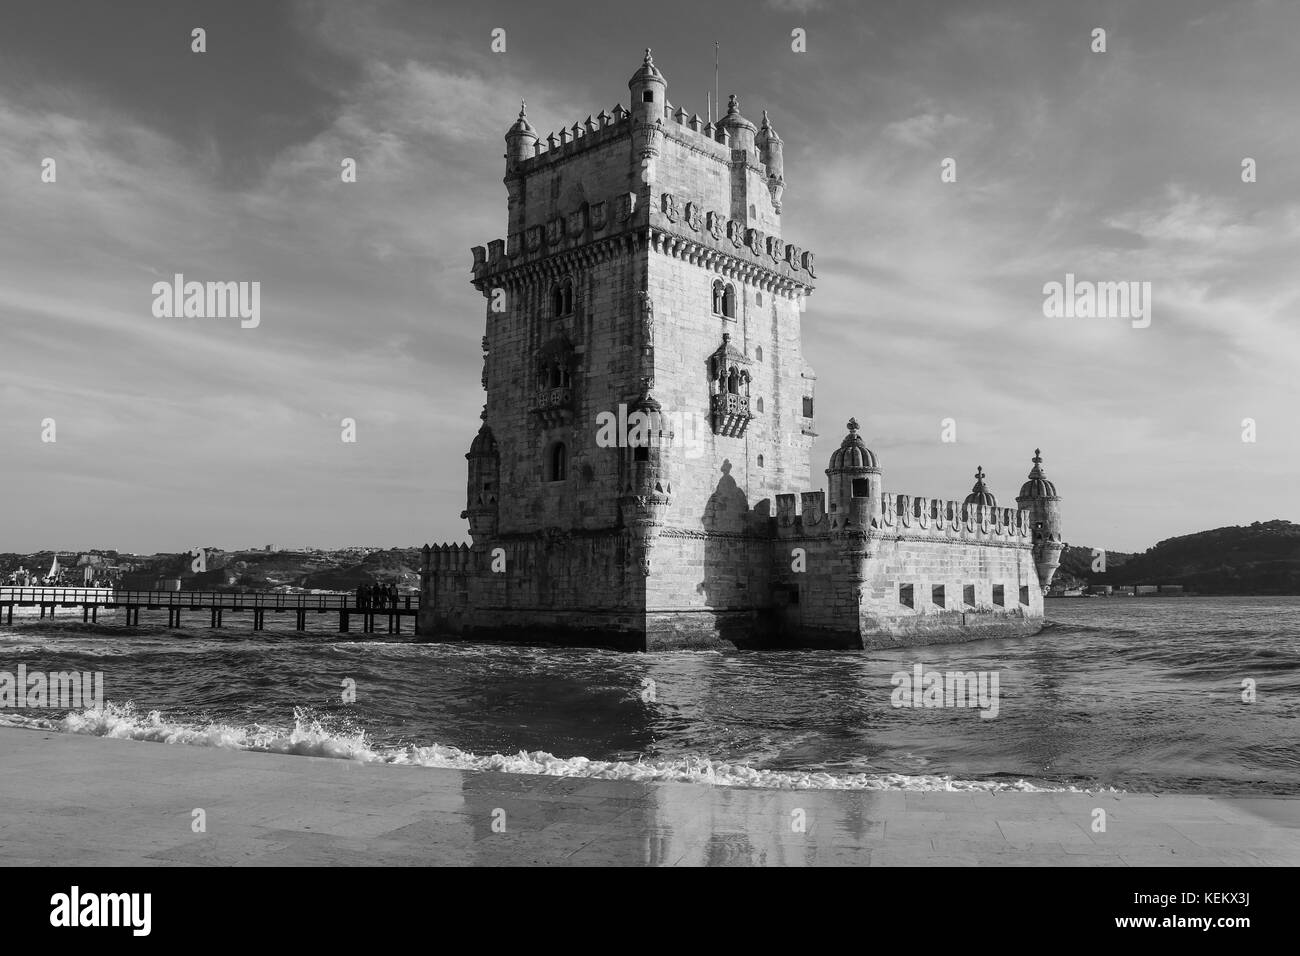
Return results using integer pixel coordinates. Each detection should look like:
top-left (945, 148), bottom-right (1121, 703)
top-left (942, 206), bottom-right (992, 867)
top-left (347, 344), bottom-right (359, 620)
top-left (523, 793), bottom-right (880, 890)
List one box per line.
top-left (467, 424), bottom-right (498, 459)
top-left (720, 93), bottom-right (756, 133)
top-left (506, 101), bottom-right (535, 138)
top-left (628, 48), bottom-right (665, 87)
top-left (963, 466), bottom-right (997, 508)
top-left (756, 109), bottom-right (782, 144)
top-left (1018, 449), bottom-right (1058, 499)
top-left (827, 418), bottom-right (879, 472)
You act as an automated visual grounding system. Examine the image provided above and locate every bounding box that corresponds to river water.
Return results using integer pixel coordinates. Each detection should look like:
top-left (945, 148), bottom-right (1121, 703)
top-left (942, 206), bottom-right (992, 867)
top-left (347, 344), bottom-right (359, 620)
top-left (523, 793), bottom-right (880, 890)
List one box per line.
top-left (1, 596), bottom-right (1295, 793)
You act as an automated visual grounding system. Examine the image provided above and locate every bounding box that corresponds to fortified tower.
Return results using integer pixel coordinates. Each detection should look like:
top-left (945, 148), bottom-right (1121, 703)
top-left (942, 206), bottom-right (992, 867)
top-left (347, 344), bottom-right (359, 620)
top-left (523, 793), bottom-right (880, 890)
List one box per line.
top-left (1016, 450), bottom-right (1065, 592)
top-left (420, 51), bottom-right (1061, 651)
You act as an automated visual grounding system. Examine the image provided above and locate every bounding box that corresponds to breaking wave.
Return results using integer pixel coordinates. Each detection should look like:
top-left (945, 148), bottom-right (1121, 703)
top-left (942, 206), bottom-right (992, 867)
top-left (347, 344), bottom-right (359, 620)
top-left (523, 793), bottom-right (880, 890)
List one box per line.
top-left (0, 702), bottom-right (1107, 793)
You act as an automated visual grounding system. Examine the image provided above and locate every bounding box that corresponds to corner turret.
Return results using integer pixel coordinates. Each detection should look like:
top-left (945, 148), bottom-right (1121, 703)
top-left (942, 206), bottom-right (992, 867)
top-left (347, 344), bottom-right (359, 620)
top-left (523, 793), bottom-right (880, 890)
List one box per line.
top-left (1015, 449), bottom-right (1063, 592)
top-left (755, 110), bottom-right (785, 213)
top-left (505, 101), bottom-right (538, 171)
top-left (628, 48), bottom-right (666, 172)
top-left (826, 418), bottom-right (881, 529)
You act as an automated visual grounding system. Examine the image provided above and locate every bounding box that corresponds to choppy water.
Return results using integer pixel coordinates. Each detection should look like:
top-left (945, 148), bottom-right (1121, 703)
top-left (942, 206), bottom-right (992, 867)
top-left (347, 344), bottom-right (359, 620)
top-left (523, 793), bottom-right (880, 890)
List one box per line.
top-left (1, 597), bottom-right (1296, 793)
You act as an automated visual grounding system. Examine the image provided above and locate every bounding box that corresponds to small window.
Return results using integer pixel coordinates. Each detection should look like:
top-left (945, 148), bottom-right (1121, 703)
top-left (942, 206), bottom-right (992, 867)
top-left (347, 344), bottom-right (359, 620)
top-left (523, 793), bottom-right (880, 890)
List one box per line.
top-left (852, 478), bottom-right (870, 497)
top-left (756, 397), bottom-right (764, 413)
top-left (1019, 585), bottom-right (1031, 606)
top-left (932, 585), bottom-right (945, 608)
top-left (899, 584), bottom-right (914, 609)
top-left (963, 584), bottom-right (976, 608)
top-left (722, 284), bottom-right (736, 319)
top-left (756, 454), bottom-right (764, 468)
top-left (755, 346), bottom-right (763, 361)
top-left (992, 585), bottom-right (1005, 607)
top-left (547, 443), bottom-right (568, 482)
top-left (633, 444), bottom-right (649, 462)
top-left (756, 292), bottom-right (764, 306)
top-left (642, 91), bottom-right (654, 103)
top-left (748, 203), bottom-right (756, 219)
top-left (552, 279), bottom-right (574, 317)
top-left (802, 396), bottom-right (814, 418)
top-left (711, 280), bottom-right (724, 316)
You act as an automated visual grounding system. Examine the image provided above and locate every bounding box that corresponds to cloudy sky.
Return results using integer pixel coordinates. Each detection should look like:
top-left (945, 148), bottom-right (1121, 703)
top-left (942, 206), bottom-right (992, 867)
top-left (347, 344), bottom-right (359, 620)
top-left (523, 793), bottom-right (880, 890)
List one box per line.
top-left (1, 0), bottom-right (1296, 555)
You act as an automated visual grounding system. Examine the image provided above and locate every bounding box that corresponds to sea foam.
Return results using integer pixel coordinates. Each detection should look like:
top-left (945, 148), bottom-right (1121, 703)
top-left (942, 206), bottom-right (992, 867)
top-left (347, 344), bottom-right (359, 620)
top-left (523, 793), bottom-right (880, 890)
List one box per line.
top-left (0, 702), bottom-right (1108, 793)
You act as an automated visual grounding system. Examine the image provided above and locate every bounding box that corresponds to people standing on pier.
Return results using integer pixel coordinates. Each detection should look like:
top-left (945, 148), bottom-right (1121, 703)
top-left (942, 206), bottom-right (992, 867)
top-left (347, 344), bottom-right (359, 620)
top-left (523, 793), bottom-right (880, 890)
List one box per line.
top-left (356, 584), bottom-right (367, 609)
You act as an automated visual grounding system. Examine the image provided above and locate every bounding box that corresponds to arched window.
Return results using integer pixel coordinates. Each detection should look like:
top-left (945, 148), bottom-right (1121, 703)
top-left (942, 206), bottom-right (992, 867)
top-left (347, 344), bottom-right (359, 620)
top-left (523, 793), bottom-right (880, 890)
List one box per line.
top-left (727, 367), bottom-right (739, 394)
top-left (547, 443), bottom-right (567, 481)
top-left (756, 454), bottom-right (764, 468)
top-left (711, 280), bottom-right (724, 316)
top-left (722, 284), bottom-right (736, 319)
top-left (552, 278), bottom-right (574, 318)
top-left (756, 397), bottom-right (764, 413)
top-left (755, 346), bottom-right (763, 362)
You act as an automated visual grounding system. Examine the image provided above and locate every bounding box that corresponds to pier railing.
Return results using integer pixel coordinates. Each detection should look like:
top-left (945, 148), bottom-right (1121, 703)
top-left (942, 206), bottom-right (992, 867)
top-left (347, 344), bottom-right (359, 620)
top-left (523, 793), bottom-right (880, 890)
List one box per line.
top-left (0, 587), bottom-right (418, 610)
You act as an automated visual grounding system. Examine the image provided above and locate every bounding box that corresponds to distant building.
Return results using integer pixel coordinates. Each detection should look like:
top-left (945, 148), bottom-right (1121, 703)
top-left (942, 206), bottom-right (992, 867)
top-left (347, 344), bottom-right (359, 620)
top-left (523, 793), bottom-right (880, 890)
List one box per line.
top-left (1158, 584), bottom-right (1185, 595)
top-left (1135, 585), bottom-right (1159, 596)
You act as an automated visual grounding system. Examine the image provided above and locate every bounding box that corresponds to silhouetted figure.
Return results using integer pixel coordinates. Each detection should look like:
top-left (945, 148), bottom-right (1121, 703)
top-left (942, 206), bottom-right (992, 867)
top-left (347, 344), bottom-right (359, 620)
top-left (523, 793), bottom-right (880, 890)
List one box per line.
top-left (356, 584), bottom-right (366, 609)
top-left (388, 583), bottom-right (398, 608)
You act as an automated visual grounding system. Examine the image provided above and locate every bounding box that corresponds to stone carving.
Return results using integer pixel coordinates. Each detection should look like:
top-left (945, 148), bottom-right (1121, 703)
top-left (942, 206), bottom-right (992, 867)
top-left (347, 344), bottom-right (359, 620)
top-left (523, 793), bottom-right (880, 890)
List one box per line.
top-left (707, 210), bottom-right (725, 240)
top-left (615, 192), bottom-right (635, 223)
top-left (785, 243), bottom-right (802, 268)
top-left (526, 225), bottom-right (542, 252)
top-left (685, 201), bottom-right (702, 232)
top-left (590, 200), bottom-right (607, 231)
top-left (746, 227), bottom-right (764, 257)
top-left (546, 218), bottom-right (563, 245)
top-left (726, 219), bottom-right (744, 248)
top-left (801, 250), bottom-right (816, 276)
top-left (766, 235), bottom-right (782, 261)
top-left (661, 192), bottom-right (679, 223)
top-left (566, 209), bottom-right (585, 237)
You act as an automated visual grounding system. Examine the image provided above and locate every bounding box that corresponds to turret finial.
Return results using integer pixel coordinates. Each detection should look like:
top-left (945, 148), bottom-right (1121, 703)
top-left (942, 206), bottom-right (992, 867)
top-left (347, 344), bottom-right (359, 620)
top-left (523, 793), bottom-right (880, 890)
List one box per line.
top-left (847, 417), bottom-right (859, 434)
top-left (975, 466), bottom-right (986, 483)
top-left (644, 47), bottom-right (653, 65)
top-left (761, 109), bottom-right (770, 127)
top-left (1034, 448), bottom-right (1042, 462)
top-left (727, 93), bottom-right (739, 114)
top-left (518, 100), bottom-right (527, 120)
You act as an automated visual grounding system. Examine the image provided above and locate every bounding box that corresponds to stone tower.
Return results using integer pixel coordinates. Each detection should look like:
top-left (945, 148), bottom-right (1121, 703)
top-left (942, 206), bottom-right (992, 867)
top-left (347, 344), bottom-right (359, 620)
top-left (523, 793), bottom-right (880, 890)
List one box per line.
top-left (1016, 449), bottom-right (1064, 592)
top-left (425, 50), bottom-right (1055, 651)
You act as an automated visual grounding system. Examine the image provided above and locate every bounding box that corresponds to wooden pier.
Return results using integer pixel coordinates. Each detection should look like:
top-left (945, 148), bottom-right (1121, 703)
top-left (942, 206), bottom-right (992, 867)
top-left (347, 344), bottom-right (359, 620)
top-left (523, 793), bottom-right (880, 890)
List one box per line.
top-left (0, 587), bottom-right (418, 634)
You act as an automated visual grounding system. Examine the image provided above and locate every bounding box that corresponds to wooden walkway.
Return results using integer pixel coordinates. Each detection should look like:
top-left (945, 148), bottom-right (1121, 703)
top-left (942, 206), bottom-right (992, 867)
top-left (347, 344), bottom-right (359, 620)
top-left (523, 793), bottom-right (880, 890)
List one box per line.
top-left (0, 587), bottom-right (418, 634)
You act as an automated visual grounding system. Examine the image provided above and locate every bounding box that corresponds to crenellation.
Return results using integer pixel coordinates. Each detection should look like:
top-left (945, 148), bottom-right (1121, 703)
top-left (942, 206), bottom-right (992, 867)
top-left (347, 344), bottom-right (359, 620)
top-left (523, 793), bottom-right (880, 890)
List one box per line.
top-left (421, 50), bottom-right (1061, 651)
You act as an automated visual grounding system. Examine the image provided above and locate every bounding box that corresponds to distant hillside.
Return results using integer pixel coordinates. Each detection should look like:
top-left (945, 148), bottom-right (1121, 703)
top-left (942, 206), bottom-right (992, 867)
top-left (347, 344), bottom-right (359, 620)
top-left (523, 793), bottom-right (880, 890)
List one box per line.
top-left (1089, 520), bottom-right (1300, 595)
top-left (1, 548), bottom-right (424, 593)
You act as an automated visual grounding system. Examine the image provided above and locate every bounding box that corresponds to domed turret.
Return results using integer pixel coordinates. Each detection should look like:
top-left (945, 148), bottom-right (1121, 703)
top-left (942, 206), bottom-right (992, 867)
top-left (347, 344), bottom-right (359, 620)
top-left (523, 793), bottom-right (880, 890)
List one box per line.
top-left (755, 110), bottom-right (785, 212)
top-left (1015, 449), bottom-right (1063, 592)
top-left (628, 48), bottom-right (667, 123)
top-left (719, 93), bottom-right (757, 155)
top-left (826, 418), bottom-right (881, 528)
top-left (963, 466), bottom-right (997, 510)
top-left (505, 101), bottom-right (538, 170)
top-left (463, 424), bottom-right (500, 542)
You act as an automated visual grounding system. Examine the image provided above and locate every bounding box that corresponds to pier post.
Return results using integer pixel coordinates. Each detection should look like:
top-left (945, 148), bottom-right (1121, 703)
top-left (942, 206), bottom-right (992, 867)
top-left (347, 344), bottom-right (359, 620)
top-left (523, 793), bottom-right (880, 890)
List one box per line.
top-left (295, 608), bottom-right (306, 631)
top-left (92, 606), bottom-right (97, 623)
top-left (83, 606), bottom-right (89, 623)
top-left (40, 604), bottom-right (46, 619)
top-left (340, 611), bottom-right (349, 633)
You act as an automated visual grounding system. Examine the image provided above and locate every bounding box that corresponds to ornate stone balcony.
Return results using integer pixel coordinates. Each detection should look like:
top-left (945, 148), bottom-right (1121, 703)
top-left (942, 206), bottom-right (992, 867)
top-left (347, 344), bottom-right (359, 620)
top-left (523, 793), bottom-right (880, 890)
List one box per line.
top-left (710, 393), bottom-right (752, 438)
top-left (530, 386), bottom-right (573, 428)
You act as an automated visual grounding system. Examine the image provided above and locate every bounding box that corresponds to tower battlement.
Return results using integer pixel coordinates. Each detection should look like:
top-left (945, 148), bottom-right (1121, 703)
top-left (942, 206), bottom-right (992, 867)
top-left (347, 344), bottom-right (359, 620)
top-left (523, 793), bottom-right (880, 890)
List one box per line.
top-left (420, 50), bottom-right (1063, 651)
